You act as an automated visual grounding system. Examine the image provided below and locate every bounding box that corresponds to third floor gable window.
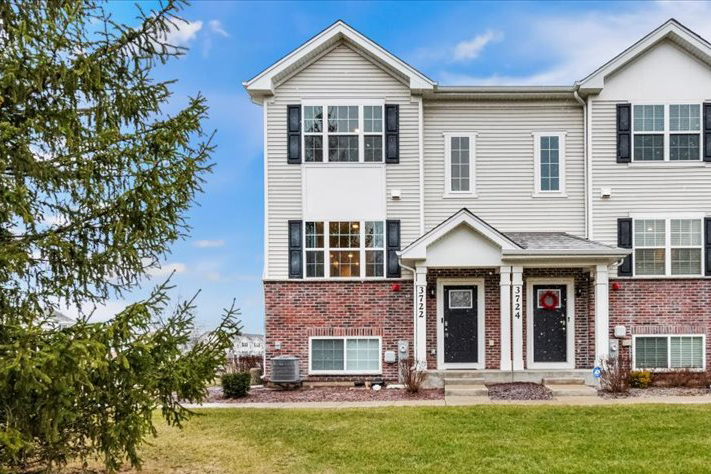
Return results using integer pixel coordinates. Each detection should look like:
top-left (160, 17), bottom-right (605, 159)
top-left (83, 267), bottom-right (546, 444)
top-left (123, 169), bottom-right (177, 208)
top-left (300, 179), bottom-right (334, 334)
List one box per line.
top-left (632, 104), bottom-right (702, 161)
top-left (302, 103), bottom-right (384, 163)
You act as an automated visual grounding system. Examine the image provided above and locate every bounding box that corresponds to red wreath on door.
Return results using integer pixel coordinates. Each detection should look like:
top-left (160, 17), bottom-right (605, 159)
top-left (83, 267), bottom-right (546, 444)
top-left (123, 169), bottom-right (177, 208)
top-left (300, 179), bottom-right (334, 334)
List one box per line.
top-left (538, 290), bottom-right (559, 310)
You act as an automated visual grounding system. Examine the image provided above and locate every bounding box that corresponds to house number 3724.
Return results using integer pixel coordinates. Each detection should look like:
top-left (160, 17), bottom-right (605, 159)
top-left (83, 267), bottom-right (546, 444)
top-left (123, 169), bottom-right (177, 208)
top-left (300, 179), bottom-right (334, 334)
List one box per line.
top-left (513, 286), bottom-right (522, 320)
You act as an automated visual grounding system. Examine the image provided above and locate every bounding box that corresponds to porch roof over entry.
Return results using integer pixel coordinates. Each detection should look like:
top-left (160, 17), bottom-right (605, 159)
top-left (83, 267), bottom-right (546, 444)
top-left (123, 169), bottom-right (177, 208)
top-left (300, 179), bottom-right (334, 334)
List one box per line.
top-left (399, 209), bottom-right (630, 266)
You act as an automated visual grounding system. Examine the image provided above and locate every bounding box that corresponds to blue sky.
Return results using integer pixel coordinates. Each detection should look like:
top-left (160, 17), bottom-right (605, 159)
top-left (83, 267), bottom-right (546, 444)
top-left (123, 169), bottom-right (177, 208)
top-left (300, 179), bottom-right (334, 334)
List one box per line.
top-left (82, 0), bottom-right (711, 333)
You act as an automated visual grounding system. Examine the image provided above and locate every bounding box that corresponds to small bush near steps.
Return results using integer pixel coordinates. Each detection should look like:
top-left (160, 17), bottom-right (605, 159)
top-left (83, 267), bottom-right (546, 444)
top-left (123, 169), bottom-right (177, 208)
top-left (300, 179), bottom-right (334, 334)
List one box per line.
top-left (629, 371), bottom-right (652, 389)
top-left (222, 372), bottom-right (252, 398)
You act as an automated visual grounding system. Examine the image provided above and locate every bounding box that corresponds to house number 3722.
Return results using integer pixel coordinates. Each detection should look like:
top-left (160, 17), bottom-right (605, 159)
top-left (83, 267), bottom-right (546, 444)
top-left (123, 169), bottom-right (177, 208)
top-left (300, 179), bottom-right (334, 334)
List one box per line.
top-left (417, 286), bottom-right (425, 319)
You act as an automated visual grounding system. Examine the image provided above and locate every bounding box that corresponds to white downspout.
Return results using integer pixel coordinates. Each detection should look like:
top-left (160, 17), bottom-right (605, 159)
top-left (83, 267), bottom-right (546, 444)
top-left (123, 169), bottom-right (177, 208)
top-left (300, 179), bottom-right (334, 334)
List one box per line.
top-left (573, 88), bottom-right (590, 240)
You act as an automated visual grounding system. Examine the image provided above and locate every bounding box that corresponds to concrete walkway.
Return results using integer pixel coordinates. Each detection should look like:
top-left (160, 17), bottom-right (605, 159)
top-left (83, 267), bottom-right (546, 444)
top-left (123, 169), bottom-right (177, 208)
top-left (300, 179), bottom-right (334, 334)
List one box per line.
top-left (187, 395), bottom-right (711, 409)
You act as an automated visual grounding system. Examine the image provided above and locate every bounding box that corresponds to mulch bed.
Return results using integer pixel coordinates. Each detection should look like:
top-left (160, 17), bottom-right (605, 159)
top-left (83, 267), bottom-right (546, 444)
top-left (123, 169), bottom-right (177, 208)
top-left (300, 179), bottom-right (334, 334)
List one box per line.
top-left (203, 385), bottom-right (444, 403)
top-left (600, 386), bottom-right (711, 399)
top-left (486, 382), bottom-right (553, 401)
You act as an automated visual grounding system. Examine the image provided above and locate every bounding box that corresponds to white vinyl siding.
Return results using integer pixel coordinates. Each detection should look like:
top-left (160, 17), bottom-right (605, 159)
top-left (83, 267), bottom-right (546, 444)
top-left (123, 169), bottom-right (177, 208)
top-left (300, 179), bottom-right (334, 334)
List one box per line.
top-left (424, 102), bottom-right (584, 233)
top-left (590, 100), bottom-right (711, 271)
top-left (265, 43), bottom-right (420, 279)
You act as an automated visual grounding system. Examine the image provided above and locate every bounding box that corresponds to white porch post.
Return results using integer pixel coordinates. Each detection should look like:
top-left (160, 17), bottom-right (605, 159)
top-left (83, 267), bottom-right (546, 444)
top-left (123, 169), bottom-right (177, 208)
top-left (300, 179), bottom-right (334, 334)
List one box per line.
top-left (499, 266), bottom-right (512, 370)
top-left (414, 264), bottom-right (428, 370)
top-left (511, 266), bottom-right (524, 370)
top-left (595, 264), bottom-right (610, 366)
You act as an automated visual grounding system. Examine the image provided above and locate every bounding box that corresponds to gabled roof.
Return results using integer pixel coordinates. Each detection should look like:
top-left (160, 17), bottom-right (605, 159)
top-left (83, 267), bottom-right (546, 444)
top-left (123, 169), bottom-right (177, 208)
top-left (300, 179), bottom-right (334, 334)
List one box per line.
top-left (576, 19), bottom-right (711, 94)
top-left (399, 208), bottom-right (521, 260)
top-left (399, 209), bottom-right (630, 263)
top-left (243, 20), bottom-right (435, 98)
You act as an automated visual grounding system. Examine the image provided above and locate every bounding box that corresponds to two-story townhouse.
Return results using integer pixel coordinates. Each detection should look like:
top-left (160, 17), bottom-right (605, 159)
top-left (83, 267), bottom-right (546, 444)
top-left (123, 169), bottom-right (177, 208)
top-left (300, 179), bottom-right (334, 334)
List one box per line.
top-left (244, 19), bottom-right (711, 386)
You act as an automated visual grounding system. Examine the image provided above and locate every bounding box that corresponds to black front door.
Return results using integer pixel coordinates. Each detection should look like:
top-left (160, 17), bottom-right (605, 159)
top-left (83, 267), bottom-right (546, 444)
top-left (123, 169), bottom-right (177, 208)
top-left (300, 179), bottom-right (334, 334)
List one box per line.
top-left (443, 285), bottom-right (478, 364)
top-left (532, 284), bottom-right (568, 363)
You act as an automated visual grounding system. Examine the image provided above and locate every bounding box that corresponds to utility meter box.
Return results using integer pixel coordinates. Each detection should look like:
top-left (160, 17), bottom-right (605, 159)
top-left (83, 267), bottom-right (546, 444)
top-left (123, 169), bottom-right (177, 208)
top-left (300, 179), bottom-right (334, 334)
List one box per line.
top-left (384, 351), bottom-right (396, 364)
top-left (397, 340), bottom-right (409, 360)
top-left (609, 339), bottom-right (619, 359)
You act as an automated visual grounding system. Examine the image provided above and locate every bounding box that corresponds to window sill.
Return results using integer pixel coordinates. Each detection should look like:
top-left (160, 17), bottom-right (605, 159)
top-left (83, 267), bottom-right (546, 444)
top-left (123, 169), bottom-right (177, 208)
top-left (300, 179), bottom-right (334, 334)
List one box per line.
top-left (627, 161), bottom-right (707, 168)
top-left (531, 192), bottom-right (568, 198)
top-left (302, 162), bottom-right (386, 167)
top-left (442, 193), bottom-right (478, 199)
top-left (308, 371), bottom-right (382, 376)
top-left (624, 275), bottom-right (707, 279)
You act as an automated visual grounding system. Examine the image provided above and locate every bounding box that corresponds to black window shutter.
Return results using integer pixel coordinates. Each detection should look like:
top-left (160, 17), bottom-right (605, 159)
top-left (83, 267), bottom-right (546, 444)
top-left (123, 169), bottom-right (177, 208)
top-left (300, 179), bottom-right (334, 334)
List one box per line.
top-left (288, 220), bottom-right (303, 278)
top-left (287, 105), bottom-right (301, 164)
top-left (616, 103), bottom-right (631, 163)
top-left (386, 220), bottom-right (401, 278)
top-left (705, 218), bottom-right (711, 276)
top-left (704, 103), bottom-right (711, 162)
top-left (385, 104), bottom-right (399, 164)
top-left (617, 218), bottom-right (633, 277)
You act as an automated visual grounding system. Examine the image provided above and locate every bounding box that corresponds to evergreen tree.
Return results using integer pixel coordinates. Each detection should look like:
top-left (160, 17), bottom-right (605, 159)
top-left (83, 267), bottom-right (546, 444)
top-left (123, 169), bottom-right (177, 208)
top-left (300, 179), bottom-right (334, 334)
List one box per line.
top-left (0, 0), bottom-right (240, 470)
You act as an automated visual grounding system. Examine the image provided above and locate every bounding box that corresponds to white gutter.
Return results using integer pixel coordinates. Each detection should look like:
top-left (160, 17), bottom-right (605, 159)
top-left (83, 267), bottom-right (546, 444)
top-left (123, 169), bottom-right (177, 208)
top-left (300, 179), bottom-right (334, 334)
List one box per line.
top-left (573, 88), bottom-right (590, 239)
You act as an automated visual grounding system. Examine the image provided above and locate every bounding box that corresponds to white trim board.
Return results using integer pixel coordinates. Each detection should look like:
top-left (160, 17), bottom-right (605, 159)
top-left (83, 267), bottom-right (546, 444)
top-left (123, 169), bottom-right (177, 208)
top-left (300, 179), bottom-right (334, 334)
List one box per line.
top-left (526, 278), bottom-right (575, 370)
top-left (436, 278), bottom-right (486, 370)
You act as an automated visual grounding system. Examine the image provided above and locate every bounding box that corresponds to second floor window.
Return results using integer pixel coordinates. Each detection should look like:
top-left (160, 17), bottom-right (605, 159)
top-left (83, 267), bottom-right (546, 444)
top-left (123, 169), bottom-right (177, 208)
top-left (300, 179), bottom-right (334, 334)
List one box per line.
top-left (302, 104), bottom-right (384, 163)
top-left (633, 218), bottom-right (702, 276)
top-left (533, 132), bottom-right (566, 195)
top-left (304, 220), bottom-right (385, 278)
top-left (444, 133), bottom-right (476, 196)
top-left (632, 104), bottom-right (701, 161)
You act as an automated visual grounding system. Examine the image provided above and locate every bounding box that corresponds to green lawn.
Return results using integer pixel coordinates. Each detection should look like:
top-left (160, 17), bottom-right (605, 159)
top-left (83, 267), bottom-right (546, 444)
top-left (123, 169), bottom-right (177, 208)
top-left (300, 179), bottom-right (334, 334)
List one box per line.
top-left (84, 405), bottom-right (711, 473)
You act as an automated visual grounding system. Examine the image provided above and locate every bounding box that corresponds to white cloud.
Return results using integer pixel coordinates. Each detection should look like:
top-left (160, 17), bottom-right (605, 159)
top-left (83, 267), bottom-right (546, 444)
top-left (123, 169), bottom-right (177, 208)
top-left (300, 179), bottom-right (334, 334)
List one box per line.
top-left (146, 262), bottom-right (187, 277)
top-left (453, 30), bottom-right (503, 61)
top-left (193, 239), bottom-right (225, 248)
top-left (205, 271), bottom-right (222, 282)
top-left (440, 3), bottom-right (711, 86)
top-left (163, 19), bottom-right (202, 46)
top-left (209, 20), bottom-right (229, 38)
top-left (62, 299), bottom-right (128, 323)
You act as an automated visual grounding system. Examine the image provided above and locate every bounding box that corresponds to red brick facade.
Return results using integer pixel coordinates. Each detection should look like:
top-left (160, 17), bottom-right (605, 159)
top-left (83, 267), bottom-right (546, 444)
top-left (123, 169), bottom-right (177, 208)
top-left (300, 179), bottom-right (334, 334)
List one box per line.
top-left (264, 280), bottom-right (413, 380)
top-left (609, 278), bottom-right (711, 369)
top-left (264, 267), bottom-right (602, 381)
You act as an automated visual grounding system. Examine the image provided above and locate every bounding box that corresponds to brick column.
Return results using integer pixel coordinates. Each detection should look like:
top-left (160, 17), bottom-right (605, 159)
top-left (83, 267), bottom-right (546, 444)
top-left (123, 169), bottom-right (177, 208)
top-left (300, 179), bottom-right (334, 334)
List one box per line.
top-left (499, 266), bottom-right (512, 370)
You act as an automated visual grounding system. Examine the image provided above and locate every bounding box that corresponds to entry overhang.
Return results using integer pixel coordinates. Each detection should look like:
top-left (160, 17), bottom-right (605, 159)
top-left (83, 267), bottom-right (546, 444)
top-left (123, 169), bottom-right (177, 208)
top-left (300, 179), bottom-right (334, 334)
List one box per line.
top-left (399, 208), bottom-right (631, 268)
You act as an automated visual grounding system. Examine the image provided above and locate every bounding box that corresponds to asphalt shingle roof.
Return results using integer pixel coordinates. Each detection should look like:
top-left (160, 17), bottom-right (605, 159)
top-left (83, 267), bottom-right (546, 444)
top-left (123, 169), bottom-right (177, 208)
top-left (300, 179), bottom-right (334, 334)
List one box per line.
top-left (503, 232), bottom-right (619, 251)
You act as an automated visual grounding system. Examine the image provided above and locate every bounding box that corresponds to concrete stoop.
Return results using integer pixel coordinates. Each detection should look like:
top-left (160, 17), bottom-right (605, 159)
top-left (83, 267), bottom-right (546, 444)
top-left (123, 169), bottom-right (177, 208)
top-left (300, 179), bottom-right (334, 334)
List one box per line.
top-left (444, 375), bottom-right (488, 399)
top-left (544, 377), bottom-right (598, 397)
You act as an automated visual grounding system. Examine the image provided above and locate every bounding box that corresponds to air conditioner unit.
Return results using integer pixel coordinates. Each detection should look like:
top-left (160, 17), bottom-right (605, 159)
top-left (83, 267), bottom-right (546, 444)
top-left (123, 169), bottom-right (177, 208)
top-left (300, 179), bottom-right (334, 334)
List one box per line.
top-left (270, 356), bottom-right (301, 383)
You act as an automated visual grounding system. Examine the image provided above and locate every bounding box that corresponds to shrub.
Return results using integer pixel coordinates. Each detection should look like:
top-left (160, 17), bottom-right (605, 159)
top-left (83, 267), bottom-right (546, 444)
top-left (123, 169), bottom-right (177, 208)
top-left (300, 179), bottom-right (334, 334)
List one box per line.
top-left (629, 371), bottom-right (652, 388)
top-left (222, 372), bottom-right (252, 398)
top-left (399, 358), bottom-right (427, 393)
top-left (600, 353), bottom-right (630, 394)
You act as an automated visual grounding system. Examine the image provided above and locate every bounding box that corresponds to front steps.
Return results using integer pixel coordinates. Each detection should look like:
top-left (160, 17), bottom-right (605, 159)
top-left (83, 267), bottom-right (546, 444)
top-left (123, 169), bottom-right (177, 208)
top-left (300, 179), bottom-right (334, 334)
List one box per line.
top-left (543, 377), bottom-right (598, 397)
top-left (440, 370), bottom-right (599, 401)
top-left (443, 374), bottom-right (488, 399)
